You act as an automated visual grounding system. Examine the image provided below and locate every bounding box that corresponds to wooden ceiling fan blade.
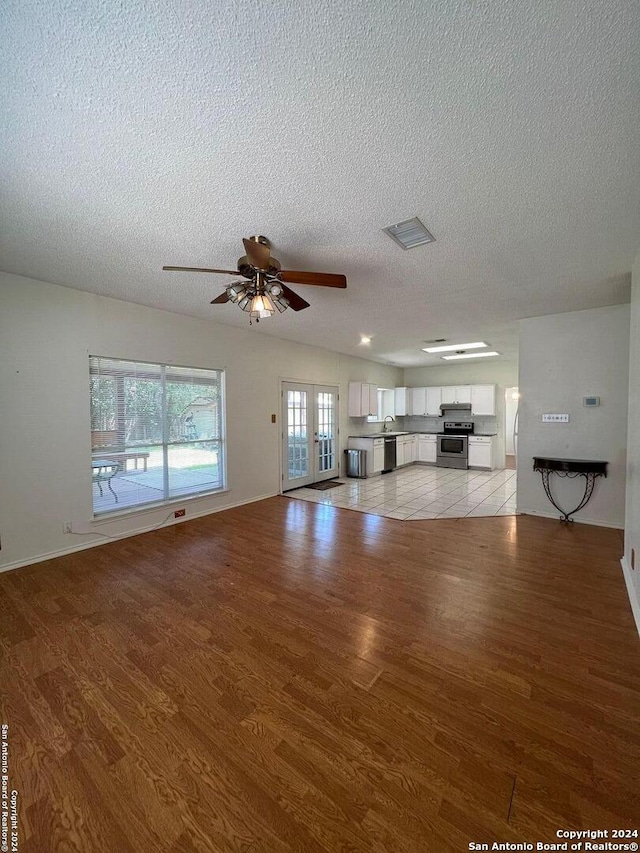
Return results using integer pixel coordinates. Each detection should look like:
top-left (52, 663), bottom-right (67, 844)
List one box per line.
top-left (281, 284), bottom-right (310, 311)
top-left (210, 291), bottom-right (230, 304)
top-left (279, 270), bottom-right (347, 288)
top-left (242, 238), bottom-right (271, 270)
top-left (163, 266), bottom-right (239, 275)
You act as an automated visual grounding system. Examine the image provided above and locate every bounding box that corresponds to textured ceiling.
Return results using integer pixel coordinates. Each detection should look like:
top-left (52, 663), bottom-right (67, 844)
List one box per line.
top-left (1, 0), bottom-right (639, 367)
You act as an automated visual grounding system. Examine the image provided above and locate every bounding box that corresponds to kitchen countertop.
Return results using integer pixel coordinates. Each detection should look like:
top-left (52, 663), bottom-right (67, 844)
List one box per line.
top-left (348, 432), bottom-right (410, 438)
top-left (349, 431), bottom-right (497, 438)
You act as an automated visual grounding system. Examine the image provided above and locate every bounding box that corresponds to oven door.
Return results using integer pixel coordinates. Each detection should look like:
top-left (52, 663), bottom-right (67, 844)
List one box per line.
top-left (437, 435), bottom-right (468, 459)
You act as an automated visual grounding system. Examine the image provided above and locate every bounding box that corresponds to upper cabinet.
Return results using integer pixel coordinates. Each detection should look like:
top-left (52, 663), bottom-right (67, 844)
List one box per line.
top-left (400, 384), bottom-right (496, 417)
top-left (409, 386), bottom-right (442, 416)
top-left (409, 387), bottom-right (426, 416)
top-left (394, 387), bottom-right (409, 416)
top-left (348, 382), bottom-right (378, 417)
top-left (470, 385), bottom-right (496, 416)
top-left (425, 386), bottom-right (442, 415)
top-left (440, 386), bottom-right (472, 404)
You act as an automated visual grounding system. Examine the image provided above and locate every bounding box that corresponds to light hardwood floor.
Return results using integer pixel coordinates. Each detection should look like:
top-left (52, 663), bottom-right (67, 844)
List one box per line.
top-left (1, 499), bottom-right (638, 852)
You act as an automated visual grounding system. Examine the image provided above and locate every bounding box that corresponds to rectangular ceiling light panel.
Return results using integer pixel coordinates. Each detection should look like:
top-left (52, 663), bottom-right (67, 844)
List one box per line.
top-left (383, 217), bottom-right (435, 250)
top-left (422, 341), bottom-right (488, 353)
top-left (442, 351), bottom-right (500, 360)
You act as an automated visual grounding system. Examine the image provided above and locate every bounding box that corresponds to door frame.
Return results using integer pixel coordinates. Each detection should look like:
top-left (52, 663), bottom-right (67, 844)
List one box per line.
top-left (278, 378), bottom-right (340, 493)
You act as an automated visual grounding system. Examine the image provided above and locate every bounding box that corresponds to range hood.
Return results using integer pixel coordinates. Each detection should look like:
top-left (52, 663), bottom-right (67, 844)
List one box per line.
top-left (439, 402), bottom-right (472, 413)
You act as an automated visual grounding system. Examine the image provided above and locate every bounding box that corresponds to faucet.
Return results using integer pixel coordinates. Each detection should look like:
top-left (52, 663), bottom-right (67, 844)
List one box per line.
top-left (383, 415), bottom-right (395, 432)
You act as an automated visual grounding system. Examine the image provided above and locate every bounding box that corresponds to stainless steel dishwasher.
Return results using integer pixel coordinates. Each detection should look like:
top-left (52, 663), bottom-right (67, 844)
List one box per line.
top-left (383, 436), bottom-right (397, 473)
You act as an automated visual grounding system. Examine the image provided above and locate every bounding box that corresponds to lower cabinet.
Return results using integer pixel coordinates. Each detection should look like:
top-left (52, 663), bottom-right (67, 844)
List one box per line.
top-left (468, 436), bottom-right (494, 469)
top-left (348, 433), bottom-right (495, 475)
top-left (372, 442), bottom-right (384, 473)
top-left (396, 434), bottom-right (418, 467)
top-left (417, 435), bottom-right (437, 464)
top-left (347, 437), bottom-right (385, 476)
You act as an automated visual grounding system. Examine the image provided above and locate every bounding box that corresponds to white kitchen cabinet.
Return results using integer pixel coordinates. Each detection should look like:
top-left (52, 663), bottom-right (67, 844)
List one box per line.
top-left (347, 436), bottom-right (385, 475)
top-left (408, 434), bottom-right (417, 462)
top-left (417, 434), bottom-right (437, 463)
top-left (468, 436), bottom-right (494, 469)
top-left (470, 384), bottom-right (496, 416)
top-left (409, 387), bottom-right (426, 415)
top-left (425, 386), bottom-right (442, 415)
top-left (394, 387), bottom-right (409, 416)
top-left (396, 434), bottom-right (416, 467)
top-left (364, 383), bottom-right (378, 418)
top-left (373, 441), bottom-right (385, 473)
top-left (348, 382), bottom-right (378, 417)
top-left (411, 386), bottom-right (443, 415)
top-left (441, 385), bottom-right (471, 405)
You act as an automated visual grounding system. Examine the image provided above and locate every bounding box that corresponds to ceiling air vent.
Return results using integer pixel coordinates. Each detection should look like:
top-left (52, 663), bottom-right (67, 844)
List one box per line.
top-left (383, 217), bottom-right (435, 250)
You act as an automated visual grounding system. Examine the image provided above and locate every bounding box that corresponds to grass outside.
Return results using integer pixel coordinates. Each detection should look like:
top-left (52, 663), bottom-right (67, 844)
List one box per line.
top-left (127, 444), bottom-right (219, 471)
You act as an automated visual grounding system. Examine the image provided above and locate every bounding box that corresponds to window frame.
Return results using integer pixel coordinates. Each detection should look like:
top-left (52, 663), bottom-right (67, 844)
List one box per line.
top-left (89, 356), bottom-right (227, 517)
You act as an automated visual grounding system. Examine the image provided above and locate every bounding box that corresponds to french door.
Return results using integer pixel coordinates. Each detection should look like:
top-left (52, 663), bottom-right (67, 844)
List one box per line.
top-left (281, 382), bottom-right (339, 491)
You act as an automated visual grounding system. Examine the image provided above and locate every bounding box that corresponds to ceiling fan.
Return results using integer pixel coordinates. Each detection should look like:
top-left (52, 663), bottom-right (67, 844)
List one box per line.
top-left (163, 236), bottom-right (347, 323)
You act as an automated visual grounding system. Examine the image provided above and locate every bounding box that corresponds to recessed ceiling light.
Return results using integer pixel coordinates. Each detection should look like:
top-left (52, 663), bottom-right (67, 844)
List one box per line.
top-left (360, 335), bottom-right (372, 345)
top-left (442, 351), bottom-right (500, 360)
top-left (422, 341), bottom-right (488, 353)
top-left (383, 217), bottom-right (435, 250)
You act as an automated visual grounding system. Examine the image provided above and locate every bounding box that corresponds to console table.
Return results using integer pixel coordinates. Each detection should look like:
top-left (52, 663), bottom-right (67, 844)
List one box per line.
top-left (532, 457), bottom-right (607, 522)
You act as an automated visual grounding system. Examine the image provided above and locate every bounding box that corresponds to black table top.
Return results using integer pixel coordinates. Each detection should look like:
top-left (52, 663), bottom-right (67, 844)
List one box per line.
top-left (532, 457), bottom-right (608, 475)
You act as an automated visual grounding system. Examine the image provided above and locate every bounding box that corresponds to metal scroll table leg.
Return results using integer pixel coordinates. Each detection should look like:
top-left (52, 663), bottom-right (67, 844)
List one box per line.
top-left (539, 470), bottom-right (597, 523)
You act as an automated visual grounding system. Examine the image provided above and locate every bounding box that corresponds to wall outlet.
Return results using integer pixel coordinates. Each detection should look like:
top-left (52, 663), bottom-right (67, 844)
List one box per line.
top-left (174, 509), bottom-right (186, 518)
top-left (542, 413), bottom-right (570, 423)
top-left (63, 522), bottom-right (72, 534)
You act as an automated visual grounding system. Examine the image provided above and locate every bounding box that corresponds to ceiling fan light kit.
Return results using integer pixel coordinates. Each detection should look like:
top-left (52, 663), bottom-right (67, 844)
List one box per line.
top-left (163, 235), bottom-right (346, 324)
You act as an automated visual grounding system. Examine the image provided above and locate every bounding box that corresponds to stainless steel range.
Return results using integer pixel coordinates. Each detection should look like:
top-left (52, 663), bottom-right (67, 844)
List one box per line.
top-left (436, 421), bottom-right (475, 469)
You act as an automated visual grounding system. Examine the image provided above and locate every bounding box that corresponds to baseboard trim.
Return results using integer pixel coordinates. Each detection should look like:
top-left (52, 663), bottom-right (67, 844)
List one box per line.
top-left (620, 556), bottom-right (640, 640)
top-left (0, 492), bottom-right (279, 575)
top-left (518, 508), bottom-right (624, 530)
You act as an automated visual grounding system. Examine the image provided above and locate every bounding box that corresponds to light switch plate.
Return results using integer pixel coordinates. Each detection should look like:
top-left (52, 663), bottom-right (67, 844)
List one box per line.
top-left (542, 413), bottom-right (569, 423)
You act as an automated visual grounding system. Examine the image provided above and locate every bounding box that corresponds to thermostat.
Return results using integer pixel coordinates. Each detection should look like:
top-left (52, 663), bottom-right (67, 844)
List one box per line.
top-left (583, 396), bottom-right (600, 407)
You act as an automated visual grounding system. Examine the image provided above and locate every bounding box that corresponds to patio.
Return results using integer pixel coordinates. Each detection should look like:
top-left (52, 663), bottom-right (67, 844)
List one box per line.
top-left (92, 445), bottom-right (221, 514)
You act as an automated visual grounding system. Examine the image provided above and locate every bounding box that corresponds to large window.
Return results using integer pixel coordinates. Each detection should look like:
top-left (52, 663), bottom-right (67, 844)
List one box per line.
top-left (90, 357), bottom-right (225, 515)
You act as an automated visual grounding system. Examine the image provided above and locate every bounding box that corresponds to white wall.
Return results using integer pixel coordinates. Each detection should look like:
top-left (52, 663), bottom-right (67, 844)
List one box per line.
top-left (403, 361), bottom-right (519, 389)
top-left (623, 251), bottom-right (640, 632)
top-left (517, 304), bottom-right (630, 528)
top-left (0, 272), bottom-right (402, 570)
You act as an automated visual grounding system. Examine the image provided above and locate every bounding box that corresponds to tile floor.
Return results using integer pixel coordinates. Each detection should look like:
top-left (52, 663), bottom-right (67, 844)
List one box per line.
top-left (287, 465), bottom-right (517, 520)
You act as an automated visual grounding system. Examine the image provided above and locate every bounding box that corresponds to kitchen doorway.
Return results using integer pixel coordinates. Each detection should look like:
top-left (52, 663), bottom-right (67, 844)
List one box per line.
top-left (505, 387), bottom-right (519, 470)
top-left (281, 382), bottom-right (339, 491)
